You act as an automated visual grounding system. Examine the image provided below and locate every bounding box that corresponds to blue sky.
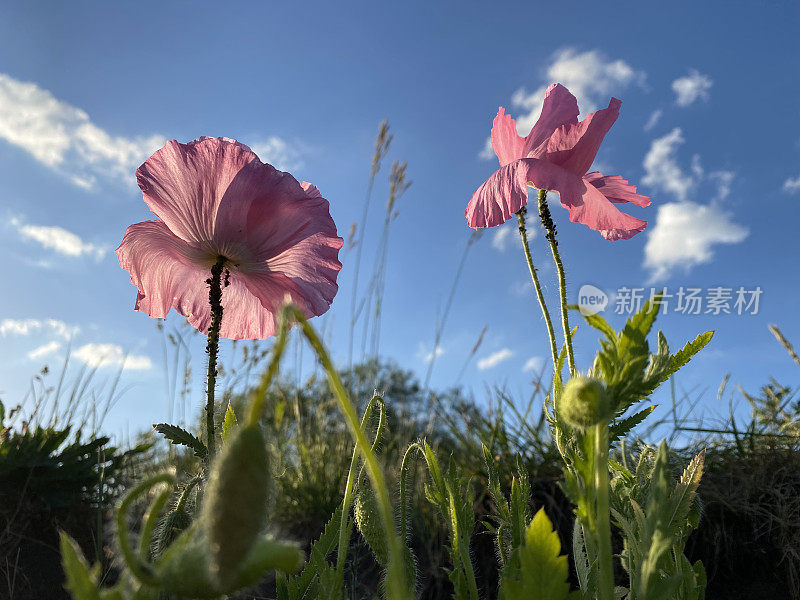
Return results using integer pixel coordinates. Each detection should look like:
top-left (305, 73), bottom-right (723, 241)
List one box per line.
top-left (0, 0), bottom-right (798, 438)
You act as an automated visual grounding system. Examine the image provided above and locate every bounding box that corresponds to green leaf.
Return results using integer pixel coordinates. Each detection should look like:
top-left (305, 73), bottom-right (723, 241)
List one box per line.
top-left (669, 331), bottom-right (714, 375)
top-left (609, 405), bottom-right (657, 443)
top-left (60, 532), bottom-right (101, 600)
top-left (221, 402), bottom-right (238, 443)
top-left (666, 449), bottom-right (705, 535)
top-left (499, 508), bottom-right (575, 600)
top-left (153, 423), bottom-right (207, 458)
top-left (580, 311), bottom-right (616, 342)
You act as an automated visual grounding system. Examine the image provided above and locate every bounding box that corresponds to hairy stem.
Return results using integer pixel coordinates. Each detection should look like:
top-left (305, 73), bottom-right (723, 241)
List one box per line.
top-left (516, 207), bottom-right (559, 376)
top-left (205, 257), bottom-right (226, 459)
top-left (336, 395), bottom-right (382, 576)
top-left (594, 423), bottom-right (614, 600)
top-left (537, 189), bottom-right (575, 376)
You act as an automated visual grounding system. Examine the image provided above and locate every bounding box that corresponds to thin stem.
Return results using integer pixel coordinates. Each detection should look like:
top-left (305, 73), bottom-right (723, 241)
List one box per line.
top-left (516, 208), bottom-right (559, 376)
top-left (594, 423), bottom-right (614, 600)
top-left (537, 189), bottom-right (576, 376)
top-left (336, 395), bottom-right (380, 576)
top-left (205, 257), bottom-right (226, 459)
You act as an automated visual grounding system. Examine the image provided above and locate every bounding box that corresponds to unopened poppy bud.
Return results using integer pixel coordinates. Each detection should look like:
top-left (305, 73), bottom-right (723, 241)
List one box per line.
top-left (354, 483), bottom-right (388, 565)
top-left (560, 376), bottom-right (612, 429)
top-left (201, 423), bottom-right (270, 588)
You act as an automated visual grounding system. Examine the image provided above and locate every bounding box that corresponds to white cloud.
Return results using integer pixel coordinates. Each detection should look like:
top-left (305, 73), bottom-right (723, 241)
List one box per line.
top-left (478, 137), bottom-right (495, 161)
top-left (491, 221), bottom-right (535, 252)
top-left (249, 137), bottom-right (304, 172)
top-left (672, 70), bottom-right (713, 107)
top-left (783, 175), bottom-right (800, 193)
top-left (522, 356), bottom-right (543, 372)
top-left (644, 202), bottom-right (748, 281)
top-left (0, 318), bottom-right (79, 338)
top-left (644, 109), bottom-right (663, 132)
top-left (28, 341), bottom-right (61, 360)
top-left (417, 342), bottom-right (444, 363)
top-left (12, 217), bottom-right (107, 260)
top-left (477, 348), bottom-right (513, 370)
top-left (510, 48), bottom-right (646, 135)
top-left (73, 343), bottom-right (152, 371)
top-left (0, 73), bottom-right (165, 189)
top-left (642, 128), bottom-right (694, 202)
top-left (709, 170), bottom-right (735, 201)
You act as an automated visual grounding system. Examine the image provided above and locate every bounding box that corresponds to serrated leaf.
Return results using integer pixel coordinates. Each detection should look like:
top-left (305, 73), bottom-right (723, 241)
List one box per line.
top-left (221, 402), bottom-right (238, 443)
top-left (153, 423), bottom-right (207, 458)
top-left (609, 406), bottom-right (657, 443)
top-left (59, 532), bottom-right (100, 600)
top-left (666, 449), bottom-right (705, 534)
top-left (499, 508), bottom-right (576, 600)
top-left (581, 311), bottom-right (617, 342)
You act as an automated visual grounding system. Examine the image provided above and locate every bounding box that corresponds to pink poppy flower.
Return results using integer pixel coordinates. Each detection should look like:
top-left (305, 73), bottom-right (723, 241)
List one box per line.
top-left (117, 137), bottom-right (343, 340)
top-left (465, 84), bottom-right (650, 240)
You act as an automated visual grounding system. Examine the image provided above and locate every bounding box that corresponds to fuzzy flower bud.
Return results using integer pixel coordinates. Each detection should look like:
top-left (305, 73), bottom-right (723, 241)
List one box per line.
top-left (354, 483), bottom-right (388, 565)
top-left (559, 376), bottom-right (612, 429)
top-left (201, 423), bottom-right (270, 588)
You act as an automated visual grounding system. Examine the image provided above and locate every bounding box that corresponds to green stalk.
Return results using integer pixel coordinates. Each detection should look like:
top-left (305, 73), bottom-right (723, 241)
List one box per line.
top-left (516, 207), bottom-right (559, 376)
top-left (204, 257), bottom-right (226, 459)
top-left (594, 423), bottom-right (614, 600)
top-left (244, 305), bottom-right (410, 599)
top-left (115, 473), bottom-right (174, 586)
top-left (536, 189), bottom-right (575, 376)
top-left (336, 395), bottom-right (382, 576)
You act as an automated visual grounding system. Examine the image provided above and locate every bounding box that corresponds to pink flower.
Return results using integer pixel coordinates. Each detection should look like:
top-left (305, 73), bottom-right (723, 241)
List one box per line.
top-left (465, 84), bottom-right (650, 240)
top-left (117, 137), bottom-right (343, 340)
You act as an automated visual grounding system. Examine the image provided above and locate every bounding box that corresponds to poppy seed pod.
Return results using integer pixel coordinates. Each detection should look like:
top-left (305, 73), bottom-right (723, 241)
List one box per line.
top-left (560, 376), bottom-right (612, 429)
top-left (201, 423), bottom-right (270, 588)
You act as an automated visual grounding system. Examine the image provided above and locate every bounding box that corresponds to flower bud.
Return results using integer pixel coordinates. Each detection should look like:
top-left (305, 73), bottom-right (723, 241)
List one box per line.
top-left (201, 423), bottom-right (270, 588)
top-left (354, 482), bottom-right (388, 565)
top-left (559, 376), bottom-right (612, 429)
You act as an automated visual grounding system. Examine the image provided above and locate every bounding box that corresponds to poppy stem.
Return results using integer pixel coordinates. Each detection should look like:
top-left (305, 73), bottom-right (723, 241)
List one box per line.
top-left (537, 189), bottom-right (576, 377)
top-left (205, 256), bottom-right (226, 460)
top-left (516, 208), bottom-right (558, 377)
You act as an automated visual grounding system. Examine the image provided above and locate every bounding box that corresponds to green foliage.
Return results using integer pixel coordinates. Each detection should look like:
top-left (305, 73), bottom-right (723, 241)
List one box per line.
top-left (611, 442), bottom-right (707, 600)
top-left (420, 441), bottom-right (479, 600)
top-left (60, 532), bottom-right (101, 600)
top-left (221, 401), bottom-right (238, 443)
top-left (498, 508), bottom-right (576, 600)
top-left (580, 297), bottom-right (713, 417)
top-left (152, 422), bottom-right (207, 458)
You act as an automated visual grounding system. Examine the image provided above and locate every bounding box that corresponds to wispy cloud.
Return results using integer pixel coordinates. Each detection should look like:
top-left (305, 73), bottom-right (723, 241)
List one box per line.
top-left (643, 109), bottom-right (663, 132)
top-left (783, 175), bottom-right (800, 194)
top-left (11, 217), bottom-right (107, 260)
top-left (671, 70), bottom-right (713, 107)
top-left (27, 341), bottom-right (61, 360)
top-left (522, 356), bottom-right (543, 372)
top-left (491, 221), bottom-right (535, 252)
top-left (73, 343), bottom-right (152, 371)
top-left (249, 137), bottom-right (305, 172)
top-left (0, 318), bottom-right (79, 338)
top-left (417, 342), bottom-right (444, 363)
top-left (477, 348), bottom-right (513, 370)
top-left (0, 73), bottom-right (165, 189)
top-left (642, 128), bottom-right (693, 202)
